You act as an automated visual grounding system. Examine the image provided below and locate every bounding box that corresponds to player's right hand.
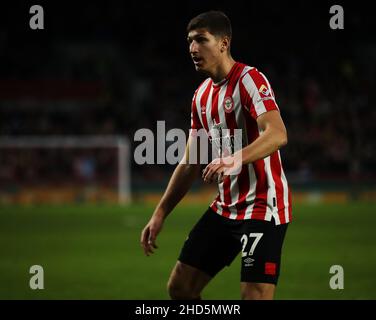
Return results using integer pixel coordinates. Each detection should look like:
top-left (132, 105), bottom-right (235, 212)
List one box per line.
top-left (140, 216), bottom-right (164, 256)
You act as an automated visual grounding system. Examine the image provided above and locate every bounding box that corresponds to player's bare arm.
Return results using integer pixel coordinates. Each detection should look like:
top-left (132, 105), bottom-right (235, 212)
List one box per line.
top-left (202, 110), bottom-right (287, 183)
top-left (141, 135), bottom-right (201, 256)
top-left (239, 109), bottom-right (287, 164)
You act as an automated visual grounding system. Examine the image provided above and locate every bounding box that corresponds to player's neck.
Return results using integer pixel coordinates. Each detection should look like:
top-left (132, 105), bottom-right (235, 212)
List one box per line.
top-left (210, 56), bottom-right (236, 84)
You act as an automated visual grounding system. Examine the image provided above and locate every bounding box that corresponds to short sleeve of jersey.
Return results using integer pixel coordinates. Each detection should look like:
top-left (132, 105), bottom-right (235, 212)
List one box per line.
top-left (239, 68), bottom-right (279, 120)
top-left (190, 89), bottom-right (203, 130)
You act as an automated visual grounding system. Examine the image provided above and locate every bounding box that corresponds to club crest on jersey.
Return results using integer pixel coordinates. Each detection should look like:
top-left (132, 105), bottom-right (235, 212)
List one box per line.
top-left (223, 96), bottom-right (234, 113)
top-left (258, 84), bottom-right (270, 96)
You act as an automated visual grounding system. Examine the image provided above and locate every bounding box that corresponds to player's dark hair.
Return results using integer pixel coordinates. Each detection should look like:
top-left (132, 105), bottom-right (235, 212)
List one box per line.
top-left (187, 11), bottom-right (232, 39)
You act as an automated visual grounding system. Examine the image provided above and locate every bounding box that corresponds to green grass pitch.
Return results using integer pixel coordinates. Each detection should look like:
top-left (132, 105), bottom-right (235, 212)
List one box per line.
top-left (0, 202), bottom-right (375, 299)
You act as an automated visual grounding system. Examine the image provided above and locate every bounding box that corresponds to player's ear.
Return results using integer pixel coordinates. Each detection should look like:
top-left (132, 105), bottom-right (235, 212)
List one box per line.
top-left (221, 36), bottom-right (231, 53)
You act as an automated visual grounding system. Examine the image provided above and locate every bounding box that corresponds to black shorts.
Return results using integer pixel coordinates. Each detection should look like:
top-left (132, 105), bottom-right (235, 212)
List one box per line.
top-left (178, 207), bottom-right (288, 284)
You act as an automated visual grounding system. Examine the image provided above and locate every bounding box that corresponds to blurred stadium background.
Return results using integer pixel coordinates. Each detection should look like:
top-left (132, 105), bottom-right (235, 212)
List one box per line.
top-left (0, 1), bottom-right (375, 299)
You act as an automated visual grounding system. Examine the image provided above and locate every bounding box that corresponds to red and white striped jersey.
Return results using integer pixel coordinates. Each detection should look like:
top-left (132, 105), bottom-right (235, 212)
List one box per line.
top-left (191, 62), bottom-right (292, 225)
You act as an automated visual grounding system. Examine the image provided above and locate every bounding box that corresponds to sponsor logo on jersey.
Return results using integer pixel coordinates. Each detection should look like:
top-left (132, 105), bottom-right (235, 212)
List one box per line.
top-left (256, 96), bottom-right (275, 103)
top-left (258, 84), bottom-right (270, 96)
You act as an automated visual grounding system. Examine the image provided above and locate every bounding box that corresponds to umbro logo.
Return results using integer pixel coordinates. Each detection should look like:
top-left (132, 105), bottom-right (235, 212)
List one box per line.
top-left (244, 257), bottom-right (255, 266)
top-left (244, 257), bottom-right (255, 264)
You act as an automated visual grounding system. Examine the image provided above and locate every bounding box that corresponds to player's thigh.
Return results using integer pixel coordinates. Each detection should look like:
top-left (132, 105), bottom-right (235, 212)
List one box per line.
top-left (178, 208), bottom-right (241, 278)
top-left (239, 220), bottom-right (288, 285)
top-left (168, 261), bottom-right (212, 294)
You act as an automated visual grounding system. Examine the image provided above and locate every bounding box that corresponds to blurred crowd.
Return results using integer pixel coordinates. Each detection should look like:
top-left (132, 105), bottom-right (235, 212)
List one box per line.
top-left (0, 1), bottom-right (375, 188)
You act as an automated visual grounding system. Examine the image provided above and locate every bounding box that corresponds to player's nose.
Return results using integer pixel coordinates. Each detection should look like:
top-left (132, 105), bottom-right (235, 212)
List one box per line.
top-left (189, 41), bottom-right (198, 54)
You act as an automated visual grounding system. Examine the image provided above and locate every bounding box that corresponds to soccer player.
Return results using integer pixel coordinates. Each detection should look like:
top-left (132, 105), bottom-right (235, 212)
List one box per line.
top-left (140, 10), bottom-right (292, 300)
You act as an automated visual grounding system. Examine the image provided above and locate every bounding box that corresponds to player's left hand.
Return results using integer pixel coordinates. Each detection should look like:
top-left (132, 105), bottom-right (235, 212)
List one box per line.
top-left (202, 155), bottom-right (241, 183)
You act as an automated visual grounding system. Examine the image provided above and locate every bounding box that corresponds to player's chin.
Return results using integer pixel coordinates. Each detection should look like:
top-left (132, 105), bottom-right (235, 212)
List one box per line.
top-left (194, 64), bottom-right (207, 73)
top-left (194, 64), bottom-right (202, 71)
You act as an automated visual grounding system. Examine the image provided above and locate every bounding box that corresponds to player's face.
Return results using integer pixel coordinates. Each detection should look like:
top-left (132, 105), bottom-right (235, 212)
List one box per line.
top-left (187, 29), bottom-right (224, 74)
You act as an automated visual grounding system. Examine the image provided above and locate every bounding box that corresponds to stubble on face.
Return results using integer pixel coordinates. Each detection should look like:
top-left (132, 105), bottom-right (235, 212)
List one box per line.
top-left (188, 29), bottom-right (222, 75)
